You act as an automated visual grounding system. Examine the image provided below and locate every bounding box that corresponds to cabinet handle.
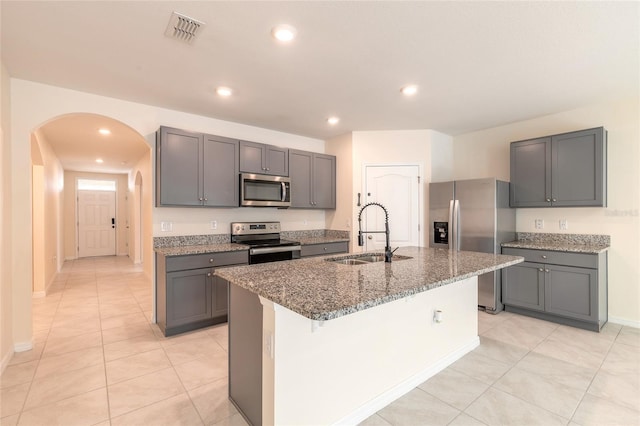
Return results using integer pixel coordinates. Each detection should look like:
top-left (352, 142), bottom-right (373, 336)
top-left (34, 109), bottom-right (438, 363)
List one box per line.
top-left (199, 197), bottom-right (204, 201)
top-left (266, 167), bottom-right (270, 171)
top-left (209, 258), bottom-right (214, 263)
top-left (552, 198), bottom-right (557, 202)
top-left (323, 247), bottom-right (327, 251)
top-left (539, 268), bottom-right (544, 272)
top-left (545, 269), bottom-right (550, 273)
top-left (207, 272), bottom-right (212, 277)
top-left (546, 198), bottom-right (551, 202)
top-left (542, 255), bottom-right (547, 259)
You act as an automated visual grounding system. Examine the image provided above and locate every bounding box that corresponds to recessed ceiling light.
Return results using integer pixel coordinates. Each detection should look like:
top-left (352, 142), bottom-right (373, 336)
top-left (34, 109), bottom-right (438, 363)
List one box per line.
top-left (401, 85), bottom-right (418, 96)
top-left (216, 86), bottom-right (233, 97)
top-left (98, 128), bottom-right (111, 135)
top-left (96, 158), bottom-right (104, 163)
top-left (272, 24), bottom-right (297, 42)
top-left (327, 117), bottom-right (340, 125)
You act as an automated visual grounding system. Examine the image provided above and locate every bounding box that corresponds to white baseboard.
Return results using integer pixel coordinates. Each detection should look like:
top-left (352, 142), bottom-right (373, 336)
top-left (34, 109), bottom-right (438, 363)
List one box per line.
top-left (334, 336), bottom-right (480, 426)
top-left (0, 348), bottom-right (14, 375)
top-left (609, 316), bottom-right (640, 329)
top-left (32, 291), bottom-right (46, 298)
top-left (14, 340), bottom-right (34, 353)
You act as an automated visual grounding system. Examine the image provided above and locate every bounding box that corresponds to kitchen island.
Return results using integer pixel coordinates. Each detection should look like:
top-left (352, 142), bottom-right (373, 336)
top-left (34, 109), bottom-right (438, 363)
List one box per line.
top-left (216, 247), bottom-right (523, 426)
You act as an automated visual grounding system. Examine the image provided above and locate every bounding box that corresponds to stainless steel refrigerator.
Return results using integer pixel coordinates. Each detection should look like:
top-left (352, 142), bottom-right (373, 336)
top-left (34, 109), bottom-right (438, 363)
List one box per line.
top-left (429, 178), bottom-right (515, 313)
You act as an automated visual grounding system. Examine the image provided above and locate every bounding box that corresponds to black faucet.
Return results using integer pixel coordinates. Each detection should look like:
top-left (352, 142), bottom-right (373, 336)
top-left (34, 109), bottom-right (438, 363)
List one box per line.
top-left (357, 202), bottom-right (396, 263)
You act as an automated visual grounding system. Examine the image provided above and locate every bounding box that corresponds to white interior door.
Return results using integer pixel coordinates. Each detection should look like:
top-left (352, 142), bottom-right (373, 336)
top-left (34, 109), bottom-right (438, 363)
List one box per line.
top-left (364, 165), bottom-right (420, 251)
top-left (78, 190), bottom-right (116, 257)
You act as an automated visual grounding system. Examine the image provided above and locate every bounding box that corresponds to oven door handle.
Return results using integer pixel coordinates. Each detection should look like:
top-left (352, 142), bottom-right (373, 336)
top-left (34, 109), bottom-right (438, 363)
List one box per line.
top-left (250, 245), bottom-right (301, 255)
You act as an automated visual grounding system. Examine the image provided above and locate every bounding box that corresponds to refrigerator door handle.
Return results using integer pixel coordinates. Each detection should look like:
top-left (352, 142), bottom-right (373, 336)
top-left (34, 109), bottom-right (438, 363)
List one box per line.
top-left (448, 199), bottom-right (457, 251)
top-left (450, 199), bottom-right (460, 251)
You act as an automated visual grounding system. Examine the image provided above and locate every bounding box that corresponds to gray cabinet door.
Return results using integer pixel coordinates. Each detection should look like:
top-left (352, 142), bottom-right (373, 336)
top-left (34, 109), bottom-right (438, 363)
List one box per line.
top-left (313, 153), bottom-right (336, 208)
top-left (166, 268), bottom-right (213, 327)
top-left (212, 275), bottom-right (229, 318)
top-left (545, 264), bottom-right (597, 322)
top-left (266, 146), bottom-right (289, 176)
top-left (157, 127), bottom-right (203, 206)
top-left (289, 150), bottom-right (313, 207)
top-left (240, 141), bottom-right (289, 176)
top-left (203, 135), bottom-right (239, 207)
top-left (239, 141), bottom-right (265, 174)
top-left (502, 261), bottom-right (545, 311)
top-left (551, 127), bottom-right (606, 207)
top-left (510, 137), bottom-right (551, 207)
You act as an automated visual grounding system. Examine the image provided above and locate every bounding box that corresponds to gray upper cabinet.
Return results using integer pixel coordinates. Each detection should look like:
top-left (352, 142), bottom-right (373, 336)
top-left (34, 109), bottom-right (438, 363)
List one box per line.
top-left (157, 126), bottom-right (239, 207)
top-left (203, 134), bottom-right (239, 207)
top-left (510, 127), bottom-right (606, 207)
top-left (240, 140), bottom-right (289, 176)
top-left (157, 127), bottom-right (202, 207)
top-left (289, 149), bottom-right (336, 209)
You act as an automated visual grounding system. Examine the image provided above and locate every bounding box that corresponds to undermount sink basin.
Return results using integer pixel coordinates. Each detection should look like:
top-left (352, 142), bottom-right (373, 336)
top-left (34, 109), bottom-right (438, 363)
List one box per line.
top-left (327, 254), bottom-right (412, 265)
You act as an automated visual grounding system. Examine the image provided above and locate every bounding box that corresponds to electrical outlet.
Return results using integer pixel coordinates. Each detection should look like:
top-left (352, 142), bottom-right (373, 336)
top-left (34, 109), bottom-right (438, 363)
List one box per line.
top-left (534, 219), bottom-right (544, 230)
top-left (559, 219), bottom-right (568, 230)
top-left (210, 220), bottom-right (217, 230)
top-left (160, 221), bottom-right (173, 232)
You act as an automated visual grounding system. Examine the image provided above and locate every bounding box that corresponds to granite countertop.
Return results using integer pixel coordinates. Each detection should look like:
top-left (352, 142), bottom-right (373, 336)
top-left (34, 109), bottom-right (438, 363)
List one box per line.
top-left (155, 243), bottom-right (249, 256)
top-left (215, 246), bottom-right (523, 321)
top-left (501, 232), bottom-right (610, 254)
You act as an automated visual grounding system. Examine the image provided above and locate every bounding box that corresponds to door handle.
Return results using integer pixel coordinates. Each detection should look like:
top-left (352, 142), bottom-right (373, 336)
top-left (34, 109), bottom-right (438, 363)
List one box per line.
top-left (367, 235), bottom-right (373, 240)
top-left (111, 218), bottom-right (115, 228)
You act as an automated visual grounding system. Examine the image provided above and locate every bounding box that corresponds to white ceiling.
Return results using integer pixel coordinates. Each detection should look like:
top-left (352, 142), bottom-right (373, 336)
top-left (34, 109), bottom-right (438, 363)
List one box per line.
top-left (2, 1), bottom-right (638, 171)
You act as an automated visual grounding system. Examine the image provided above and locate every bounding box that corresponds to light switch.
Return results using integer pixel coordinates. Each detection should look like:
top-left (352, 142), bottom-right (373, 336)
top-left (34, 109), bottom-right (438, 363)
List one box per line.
top-left (559, 219), bottom-right (568, 230)
top-left (160, 221), bottom-right (173, 232)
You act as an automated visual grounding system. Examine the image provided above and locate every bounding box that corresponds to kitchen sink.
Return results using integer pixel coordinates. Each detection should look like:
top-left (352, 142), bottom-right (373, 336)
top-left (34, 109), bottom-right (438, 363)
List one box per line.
top-left (327, 254), bottom-right (412, 264)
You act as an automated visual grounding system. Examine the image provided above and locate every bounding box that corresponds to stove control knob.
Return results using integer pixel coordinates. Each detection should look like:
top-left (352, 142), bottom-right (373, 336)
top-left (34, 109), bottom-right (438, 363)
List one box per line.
top-left (235, 225), bottom-right (240, 231)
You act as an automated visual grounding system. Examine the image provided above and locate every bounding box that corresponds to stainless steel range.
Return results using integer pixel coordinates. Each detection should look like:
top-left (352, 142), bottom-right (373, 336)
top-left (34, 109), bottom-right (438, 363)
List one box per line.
top-left (231, 221), bottom-right (301, 264)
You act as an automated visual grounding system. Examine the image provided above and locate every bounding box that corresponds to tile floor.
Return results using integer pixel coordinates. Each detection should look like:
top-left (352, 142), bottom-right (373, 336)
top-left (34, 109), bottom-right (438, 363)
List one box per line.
top-left (1, 256), bottom-right (639, 425)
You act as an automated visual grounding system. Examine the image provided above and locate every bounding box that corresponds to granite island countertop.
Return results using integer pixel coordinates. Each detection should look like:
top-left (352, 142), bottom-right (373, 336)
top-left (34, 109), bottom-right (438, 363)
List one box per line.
top-left (501, 232), bottom-right (610, 254)
top-left (215, 246), bottom-right (523, 321)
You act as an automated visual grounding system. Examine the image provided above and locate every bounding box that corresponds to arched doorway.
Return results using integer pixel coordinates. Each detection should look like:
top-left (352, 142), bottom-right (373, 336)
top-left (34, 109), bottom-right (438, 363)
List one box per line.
top-left (29, 113), bottom-right (151, 294)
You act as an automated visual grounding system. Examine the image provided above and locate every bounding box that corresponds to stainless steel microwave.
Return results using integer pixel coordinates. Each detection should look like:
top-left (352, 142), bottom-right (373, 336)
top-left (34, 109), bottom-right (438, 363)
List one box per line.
top-left (240, 173), bottom-right (291, 208)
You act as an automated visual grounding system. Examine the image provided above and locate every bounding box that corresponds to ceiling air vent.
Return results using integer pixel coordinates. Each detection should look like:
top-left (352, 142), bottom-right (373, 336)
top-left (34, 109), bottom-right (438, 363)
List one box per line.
top-left (165, 12), bottom-right (205, 44)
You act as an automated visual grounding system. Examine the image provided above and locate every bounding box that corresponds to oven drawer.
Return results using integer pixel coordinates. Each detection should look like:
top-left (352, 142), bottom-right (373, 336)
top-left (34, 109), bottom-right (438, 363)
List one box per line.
top-left (166, 250), bottom-right (249, 272)
top-left (301, 241), bottom-right (349, 257)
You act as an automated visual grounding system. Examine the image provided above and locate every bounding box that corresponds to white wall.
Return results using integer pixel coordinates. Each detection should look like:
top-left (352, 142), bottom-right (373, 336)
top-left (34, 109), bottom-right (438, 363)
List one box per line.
top-left (325, 132), bottom-right (354, 233)
top-left (1, 61), bottom-right (13, 371)
top-left (8, 78), bottom-right (326, 353)
top-left (452, 98), bottom-right (640, 325)
top-left (32, 130), bottom-right (64, 291)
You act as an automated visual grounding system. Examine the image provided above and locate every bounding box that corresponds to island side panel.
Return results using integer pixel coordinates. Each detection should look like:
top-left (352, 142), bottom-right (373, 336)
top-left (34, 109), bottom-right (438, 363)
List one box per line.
top-left (265, 276), bottom-right (479, 426)
top-left (228, 284), bottom-right (263, 426)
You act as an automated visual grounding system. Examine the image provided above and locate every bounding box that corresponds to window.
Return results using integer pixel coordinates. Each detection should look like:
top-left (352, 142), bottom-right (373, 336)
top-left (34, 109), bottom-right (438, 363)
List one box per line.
top-left (77, 179), bottom-right (116, 191)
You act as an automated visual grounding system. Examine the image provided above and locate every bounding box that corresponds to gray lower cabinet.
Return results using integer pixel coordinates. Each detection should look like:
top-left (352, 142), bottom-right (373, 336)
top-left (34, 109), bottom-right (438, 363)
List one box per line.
top-left (502, 247), bottom-right (607, 331)
top-left (240, 140), bottom-right (288, 176)
top-left (300, 241), bottom-right (348, 257)
top-left (510, 127), bottom-right (607, 207)
top-left (289, 149), bottom-right (336, 209)
top-left (156, 126), bottom-right (239, 207)
top-left (156, 250), bottom-right (248, 336)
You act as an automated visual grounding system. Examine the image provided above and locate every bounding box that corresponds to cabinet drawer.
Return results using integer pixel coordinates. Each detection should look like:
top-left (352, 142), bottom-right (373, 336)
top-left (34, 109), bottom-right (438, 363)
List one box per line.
top-left (502, 247), bottom-right (597, 269)
top-left (166, 251), bottom-right (249, 272)
top-left (301, 242), bottom-right (348, 257)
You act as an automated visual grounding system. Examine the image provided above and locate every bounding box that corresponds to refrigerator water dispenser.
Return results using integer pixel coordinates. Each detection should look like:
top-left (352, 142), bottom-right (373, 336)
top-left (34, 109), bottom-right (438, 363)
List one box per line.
top-left (433, 222), bottom-right (448, 244)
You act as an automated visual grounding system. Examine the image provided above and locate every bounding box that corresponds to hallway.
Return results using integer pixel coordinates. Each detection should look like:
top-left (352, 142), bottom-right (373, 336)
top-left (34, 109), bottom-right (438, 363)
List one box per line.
top-left (0, 256), bottom-right (241, 425)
